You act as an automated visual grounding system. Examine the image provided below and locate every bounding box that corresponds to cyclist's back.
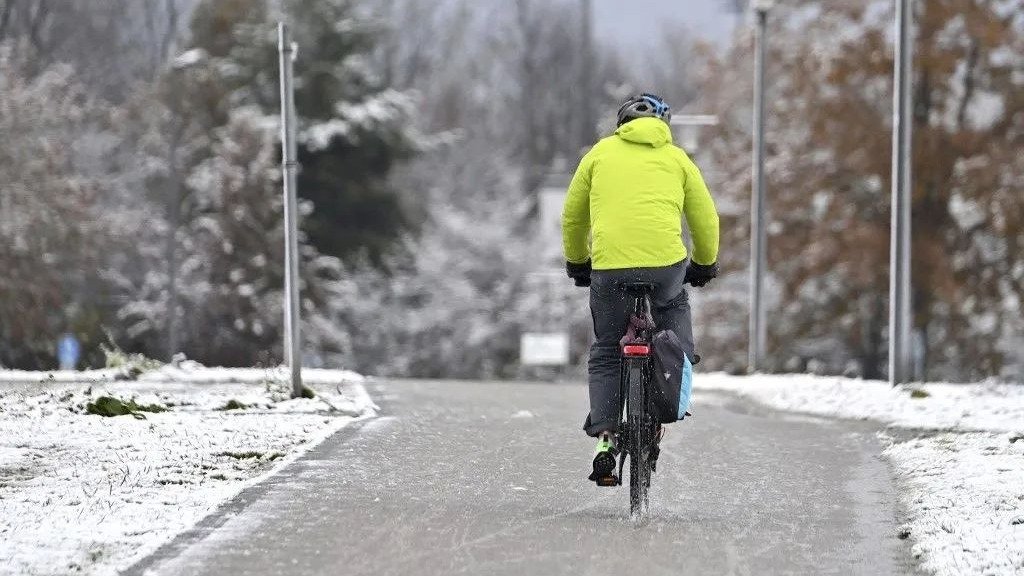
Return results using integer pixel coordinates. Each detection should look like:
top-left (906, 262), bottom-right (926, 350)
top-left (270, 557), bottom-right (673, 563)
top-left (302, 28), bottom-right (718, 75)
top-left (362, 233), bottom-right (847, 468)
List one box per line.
top-left (563, 117), bottom-right (718, 270)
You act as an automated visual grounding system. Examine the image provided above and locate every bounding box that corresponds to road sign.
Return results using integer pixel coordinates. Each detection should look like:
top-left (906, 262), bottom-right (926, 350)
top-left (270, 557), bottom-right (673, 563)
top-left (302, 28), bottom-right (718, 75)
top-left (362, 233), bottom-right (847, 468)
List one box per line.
top-left (521, 333), bottom-right (570, 366)
top-left (537, 171), bottom-right (572, 265)
top-left (670, 115), bottom-right (719, 152)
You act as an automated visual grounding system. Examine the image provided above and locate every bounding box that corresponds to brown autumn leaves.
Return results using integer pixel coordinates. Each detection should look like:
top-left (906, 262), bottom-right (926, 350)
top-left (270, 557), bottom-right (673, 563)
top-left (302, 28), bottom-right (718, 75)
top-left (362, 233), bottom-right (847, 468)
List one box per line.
top-left (693, 0), bottom-right (1022, 381)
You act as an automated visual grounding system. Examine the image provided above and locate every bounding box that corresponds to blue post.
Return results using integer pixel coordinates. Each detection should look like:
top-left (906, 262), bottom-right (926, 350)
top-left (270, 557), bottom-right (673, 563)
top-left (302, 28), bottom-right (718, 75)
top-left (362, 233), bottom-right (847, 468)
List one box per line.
top-left (57, 333), bottom-right (81, 371)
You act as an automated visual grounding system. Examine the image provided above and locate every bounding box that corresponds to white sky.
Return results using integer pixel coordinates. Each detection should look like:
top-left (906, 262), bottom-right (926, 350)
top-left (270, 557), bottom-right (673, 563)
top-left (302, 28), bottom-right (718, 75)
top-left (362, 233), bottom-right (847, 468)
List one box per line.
top-left (593, 0), bottom-right (739, 49)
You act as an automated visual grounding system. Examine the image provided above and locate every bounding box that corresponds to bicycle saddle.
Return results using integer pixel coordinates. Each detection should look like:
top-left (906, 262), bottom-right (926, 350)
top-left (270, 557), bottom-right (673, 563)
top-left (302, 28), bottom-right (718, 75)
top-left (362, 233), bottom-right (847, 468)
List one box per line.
top-left (620, 282), bottom-right (656, 295)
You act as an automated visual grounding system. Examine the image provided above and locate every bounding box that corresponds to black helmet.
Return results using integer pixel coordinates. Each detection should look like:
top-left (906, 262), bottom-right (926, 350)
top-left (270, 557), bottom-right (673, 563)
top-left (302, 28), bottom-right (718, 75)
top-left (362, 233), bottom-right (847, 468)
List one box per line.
top-left (616, 93), bottom-right (672, 127)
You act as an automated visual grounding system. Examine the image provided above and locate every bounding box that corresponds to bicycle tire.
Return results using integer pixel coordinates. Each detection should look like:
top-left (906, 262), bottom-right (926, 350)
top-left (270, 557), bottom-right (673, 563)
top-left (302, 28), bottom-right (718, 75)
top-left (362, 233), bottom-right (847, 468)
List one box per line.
top-left (626, 359), bottom-right (652, 523)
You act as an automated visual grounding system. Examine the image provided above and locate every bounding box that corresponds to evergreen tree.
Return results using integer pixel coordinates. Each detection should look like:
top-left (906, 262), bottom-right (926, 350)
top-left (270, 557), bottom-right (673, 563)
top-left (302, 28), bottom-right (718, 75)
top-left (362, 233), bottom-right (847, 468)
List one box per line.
top-left (116, 0), bottom-right (419, 365)
top-left (187, 0), bottom-right (419, 263)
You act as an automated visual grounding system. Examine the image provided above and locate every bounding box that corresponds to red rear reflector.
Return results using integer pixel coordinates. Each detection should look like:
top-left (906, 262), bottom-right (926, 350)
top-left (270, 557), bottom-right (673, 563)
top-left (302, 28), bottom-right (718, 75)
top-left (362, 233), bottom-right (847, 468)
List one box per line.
top-left (623, 345), bottom-right (650, 356)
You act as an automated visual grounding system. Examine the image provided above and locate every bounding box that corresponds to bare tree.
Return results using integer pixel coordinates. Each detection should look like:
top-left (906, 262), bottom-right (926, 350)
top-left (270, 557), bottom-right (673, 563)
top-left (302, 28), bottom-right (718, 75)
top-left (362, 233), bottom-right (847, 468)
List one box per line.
top-left (0, 0), bottom-right (191, 100)
top-left (720, 0), bottom-right (749, 14)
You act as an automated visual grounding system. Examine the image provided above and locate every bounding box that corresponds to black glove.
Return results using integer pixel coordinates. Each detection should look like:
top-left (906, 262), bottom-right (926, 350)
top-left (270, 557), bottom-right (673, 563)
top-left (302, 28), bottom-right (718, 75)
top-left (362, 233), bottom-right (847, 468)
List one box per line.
top-left (684, 261), bottom-right (719, 287)
top-left (566, 260), bottom-right (592, 287)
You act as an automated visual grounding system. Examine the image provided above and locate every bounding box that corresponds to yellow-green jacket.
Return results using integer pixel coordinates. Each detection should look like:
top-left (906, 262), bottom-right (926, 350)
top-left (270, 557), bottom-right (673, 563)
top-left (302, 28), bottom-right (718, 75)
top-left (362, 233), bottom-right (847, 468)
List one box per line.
top-left (561, 117), bottom-right (719, 270)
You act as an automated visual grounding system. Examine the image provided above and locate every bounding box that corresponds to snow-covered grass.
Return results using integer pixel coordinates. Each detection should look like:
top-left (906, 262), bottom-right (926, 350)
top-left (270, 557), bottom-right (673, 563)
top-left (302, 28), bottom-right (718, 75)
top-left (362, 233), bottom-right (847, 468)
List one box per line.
top-left (694, 372), bottom-right (1024, 576)
top-left (695, 373), bottom-right (1024, 433)
top-left (884, 432), bottom-right (1024, 576)
top-left (0, 364), bottom-right (374, 576)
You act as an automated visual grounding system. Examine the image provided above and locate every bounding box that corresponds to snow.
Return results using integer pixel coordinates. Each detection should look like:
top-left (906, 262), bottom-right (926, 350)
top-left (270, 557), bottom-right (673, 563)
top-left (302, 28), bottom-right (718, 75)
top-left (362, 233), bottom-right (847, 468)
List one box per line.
top-left (696, 373), bottom-right (1024, 433)
top-left (695, 373), bottom-right (1024, 575)
top-left (303, 89), bottom-right (414, 151)
top-left (0, 362), bottom-right (365, 388)
top-left (884, 432), bottom-right (1024, 576)
top-left (171, 48), bottom-right (207, 70)
top-left (0, 367), bottom-right (374, 576)
top-left (950, 193), bottom-right (988, 231)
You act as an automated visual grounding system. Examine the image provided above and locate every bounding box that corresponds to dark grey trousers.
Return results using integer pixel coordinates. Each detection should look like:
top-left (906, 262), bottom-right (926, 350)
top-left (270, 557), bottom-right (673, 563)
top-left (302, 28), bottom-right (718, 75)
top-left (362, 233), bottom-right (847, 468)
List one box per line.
top-left (584, 261), bottom-right (695, 437)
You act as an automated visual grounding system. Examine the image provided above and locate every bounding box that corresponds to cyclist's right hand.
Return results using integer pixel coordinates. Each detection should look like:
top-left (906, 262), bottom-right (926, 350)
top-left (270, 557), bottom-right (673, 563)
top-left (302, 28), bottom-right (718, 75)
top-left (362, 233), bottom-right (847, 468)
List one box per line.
top-left (566, 259), bottom-right (592, 288)
top-left (684, 261), bottom-right (719, 287)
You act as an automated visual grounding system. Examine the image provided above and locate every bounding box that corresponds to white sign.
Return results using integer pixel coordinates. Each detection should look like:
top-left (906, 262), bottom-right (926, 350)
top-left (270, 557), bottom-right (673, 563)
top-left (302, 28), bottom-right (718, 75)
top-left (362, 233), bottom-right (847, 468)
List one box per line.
top-left (520, 332), bottom-right (570, 366)
top-left (538, 186), bottom-right (566, 263)
top-left (670, 114), bottom-right (719, 153)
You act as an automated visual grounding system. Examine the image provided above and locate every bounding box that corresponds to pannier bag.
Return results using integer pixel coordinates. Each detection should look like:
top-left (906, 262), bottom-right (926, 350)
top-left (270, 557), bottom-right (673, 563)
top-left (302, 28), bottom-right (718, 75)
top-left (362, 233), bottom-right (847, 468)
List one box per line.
top-left (650, 329), bottom-right (693, 423)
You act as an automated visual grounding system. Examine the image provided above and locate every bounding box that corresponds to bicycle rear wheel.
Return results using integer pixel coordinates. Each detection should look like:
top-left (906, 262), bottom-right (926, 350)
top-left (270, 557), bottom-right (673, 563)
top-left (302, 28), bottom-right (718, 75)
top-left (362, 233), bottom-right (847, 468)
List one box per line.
top-left (626, 359), bottom-right (652, 524)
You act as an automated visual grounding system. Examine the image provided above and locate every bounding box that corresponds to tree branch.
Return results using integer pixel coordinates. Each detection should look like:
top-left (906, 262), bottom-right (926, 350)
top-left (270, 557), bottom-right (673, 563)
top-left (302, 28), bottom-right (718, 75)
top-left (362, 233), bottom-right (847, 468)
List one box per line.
top-left (0, 0), bottom-right (17, 43)
top-left (956, 37), bottom-right (979, 130)
top-left (161, 0), bottom-right (180, 69)
top-left (27, 0), bottom-right (51, 57)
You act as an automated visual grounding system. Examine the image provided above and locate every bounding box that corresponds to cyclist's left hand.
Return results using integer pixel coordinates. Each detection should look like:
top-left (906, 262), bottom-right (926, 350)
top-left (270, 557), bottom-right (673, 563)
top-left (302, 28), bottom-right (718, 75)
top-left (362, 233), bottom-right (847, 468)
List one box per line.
top-left (685, 261), bottom-right (719, 287)
top-left (566, 259), bottom-right (592, 287)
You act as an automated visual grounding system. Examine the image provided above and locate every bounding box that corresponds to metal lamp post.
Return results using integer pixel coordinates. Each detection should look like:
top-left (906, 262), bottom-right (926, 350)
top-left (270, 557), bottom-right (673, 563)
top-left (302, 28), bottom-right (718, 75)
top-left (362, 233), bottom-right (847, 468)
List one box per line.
top-left (579, 0), bottom-right (596, 148)
top-left (748, 0), bottom-right (773, 373)
top-left (278, 23), bottom-right (303, 398)
top-left (889, 0), bottom-right (914, 385)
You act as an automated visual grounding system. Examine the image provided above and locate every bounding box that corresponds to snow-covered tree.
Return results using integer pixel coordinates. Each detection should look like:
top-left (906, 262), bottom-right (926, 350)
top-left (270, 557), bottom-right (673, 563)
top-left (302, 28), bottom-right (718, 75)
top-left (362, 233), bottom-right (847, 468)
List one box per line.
top-left (0, 47), bottom-right (121, 368)
top-left (110, 0), bottom-right (423, 365)
top-left (186, 0), bottom-right (421, 264)
top-left (118, 108), bottom-right (353, 365)
top-left (0, 0), bottom-right (191, 101)
top-left (693, 0), bottom-right (1024, 380)
top-left (333, 0), bottom-right (633, 378)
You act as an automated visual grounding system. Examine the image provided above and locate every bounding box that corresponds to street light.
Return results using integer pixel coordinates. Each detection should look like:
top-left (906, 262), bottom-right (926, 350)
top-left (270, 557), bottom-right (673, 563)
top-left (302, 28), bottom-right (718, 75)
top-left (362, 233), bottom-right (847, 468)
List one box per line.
top-left (278, 23), bottom-right (303, 398)
top-left (889, 0), bottom-right (913, 384)
top-left (748, 0), bottom-right (773, 373)
top-left (579, 0), bottom-right (596, 149)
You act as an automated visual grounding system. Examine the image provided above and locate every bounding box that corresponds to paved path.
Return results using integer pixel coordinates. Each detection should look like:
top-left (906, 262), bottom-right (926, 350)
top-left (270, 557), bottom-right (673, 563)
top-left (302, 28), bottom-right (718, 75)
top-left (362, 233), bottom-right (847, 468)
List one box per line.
top-left (129, 379), bottom-right (916, 576)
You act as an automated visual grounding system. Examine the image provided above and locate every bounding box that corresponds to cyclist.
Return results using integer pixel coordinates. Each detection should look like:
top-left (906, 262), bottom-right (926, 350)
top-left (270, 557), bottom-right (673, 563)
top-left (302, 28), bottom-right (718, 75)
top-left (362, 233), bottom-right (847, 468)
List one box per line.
top-left (561, 93), bottom-right (720, 484)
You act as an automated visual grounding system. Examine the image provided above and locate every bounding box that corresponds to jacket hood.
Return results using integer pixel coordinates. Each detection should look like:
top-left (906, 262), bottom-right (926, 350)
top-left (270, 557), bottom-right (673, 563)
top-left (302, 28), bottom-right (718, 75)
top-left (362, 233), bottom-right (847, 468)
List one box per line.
top-left (615, 117), bottom-right (673, 148)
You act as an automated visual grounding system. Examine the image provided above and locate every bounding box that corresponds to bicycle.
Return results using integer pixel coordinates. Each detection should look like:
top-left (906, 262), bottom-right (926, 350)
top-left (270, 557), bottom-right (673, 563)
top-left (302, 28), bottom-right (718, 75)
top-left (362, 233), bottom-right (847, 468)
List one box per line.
top-left (594, 282), bottom-right (660, 523)
top-left (592, 281), bottom-right (701, 524)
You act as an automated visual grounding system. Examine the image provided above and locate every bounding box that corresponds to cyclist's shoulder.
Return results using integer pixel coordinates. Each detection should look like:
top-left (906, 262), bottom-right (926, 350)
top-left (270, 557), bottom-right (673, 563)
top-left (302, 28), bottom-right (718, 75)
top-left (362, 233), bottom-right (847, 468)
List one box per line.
top-left (591, 135), bottom-right (618, 151)
top-left (668, 143), bottom-right (693, 160)
top-left (579, 136), bottom-right (617, 164)
top-left (669, 145), bottom-right (702, 170)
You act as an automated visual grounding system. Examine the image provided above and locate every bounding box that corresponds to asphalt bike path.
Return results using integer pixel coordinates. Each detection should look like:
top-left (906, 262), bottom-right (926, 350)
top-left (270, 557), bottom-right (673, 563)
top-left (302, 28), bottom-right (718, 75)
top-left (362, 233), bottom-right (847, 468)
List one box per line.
top-left (128, 379), bottom-right (918, 576)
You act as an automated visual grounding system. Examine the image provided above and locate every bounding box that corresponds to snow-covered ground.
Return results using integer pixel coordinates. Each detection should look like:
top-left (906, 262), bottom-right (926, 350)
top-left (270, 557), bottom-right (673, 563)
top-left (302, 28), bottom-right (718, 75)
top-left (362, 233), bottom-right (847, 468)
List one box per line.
top-left (885, 432), bottom-right (1024, 576)
top-left (3, 367), bottom-right (1019, 575)
top-left (695, 373), bottom-right (1024, 576)
top-left (696, 373), bottom-right (1024, 433)
top-left (0, 364), bottom-right (374, 576)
